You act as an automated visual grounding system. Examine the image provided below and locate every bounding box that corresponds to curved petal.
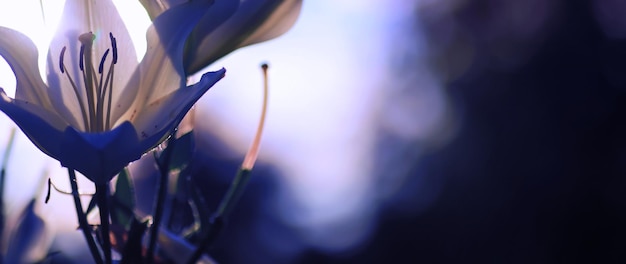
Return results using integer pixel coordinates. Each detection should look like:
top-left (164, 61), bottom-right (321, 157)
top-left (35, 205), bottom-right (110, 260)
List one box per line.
top-left (137, 0), bottom-right (187, 20)
top-left (0, 89), bottom-right (67, 159)
top-left (132, 69), bottom-right (225, 151)
top-left (59, 122), bottom-right (142, 184)
top-left (113, 0), bottom-right (216, 125)
top-left (238, 0), bottom-right (303, 47)
top-left (184, 0), bottom-right (303, 74)
top-left (182, 0), bottom-right (239, 74)
top-left (47, 0), bottom-right (138, 130)
top-left (0, 27), bottom-right (52, 108)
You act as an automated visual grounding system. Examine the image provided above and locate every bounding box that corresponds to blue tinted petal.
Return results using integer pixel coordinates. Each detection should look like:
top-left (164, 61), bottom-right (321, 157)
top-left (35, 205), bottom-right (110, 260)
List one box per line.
top-left (183, 0), bottom-right (239, 74)
top-left (60, 122), bottom-right (141, 183)
top-left (184, 0), bottom-right (303, 74)
top-left (133, 69), bottom-right (225, 154)
top-left (0, 89), bottom-right (66, 159)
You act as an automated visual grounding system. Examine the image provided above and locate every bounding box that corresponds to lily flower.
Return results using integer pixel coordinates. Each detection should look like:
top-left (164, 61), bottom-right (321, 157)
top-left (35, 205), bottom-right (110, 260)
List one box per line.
top-left (0, 0), bottom-right (225, 184)
top-left (138, 0), bottom-right (303, 74)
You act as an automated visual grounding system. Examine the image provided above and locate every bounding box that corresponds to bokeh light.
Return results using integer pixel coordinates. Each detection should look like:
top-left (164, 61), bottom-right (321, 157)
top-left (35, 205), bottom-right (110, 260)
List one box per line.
top-left (4, 0), bottom-right (623, 263)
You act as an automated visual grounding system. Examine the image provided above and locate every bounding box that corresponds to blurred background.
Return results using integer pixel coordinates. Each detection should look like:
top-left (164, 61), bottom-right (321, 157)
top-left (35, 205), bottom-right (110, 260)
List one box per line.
top-left (0, 0), bottom-right (626, 263)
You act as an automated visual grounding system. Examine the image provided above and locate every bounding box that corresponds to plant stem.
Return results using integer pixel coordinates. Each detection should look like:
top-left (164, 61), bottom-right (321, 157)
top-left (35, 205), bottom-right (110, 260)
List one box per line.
top-left (186, 168), bottom-right (252, 264)
top-left (146, 157), bottom-right (170, 264)
top-left (68, 169), bottom-right (103, 264)
top-left (95, 182), bottom-right (112, 264)
top-left (147, 136), bottom-right (176, 263)
top-left (0, 128), bottom-right (16, 254)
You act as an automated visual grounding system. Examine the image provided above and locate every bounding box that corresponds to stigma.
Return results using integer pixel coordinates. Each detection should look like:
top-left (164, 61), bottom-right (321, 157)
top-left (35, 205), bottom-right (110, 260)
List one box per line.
top-left (59, 32), bottom-right (119, 132)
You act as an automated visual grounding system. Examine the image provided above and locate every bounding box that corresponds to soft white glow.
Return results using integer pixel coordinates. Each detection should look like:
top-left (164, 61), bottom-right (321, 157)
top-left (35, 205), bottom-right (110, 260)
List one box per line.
top-left (198, 0), bottom-right (423, 252)
top-left (0, 0), bottom-right (448, 255)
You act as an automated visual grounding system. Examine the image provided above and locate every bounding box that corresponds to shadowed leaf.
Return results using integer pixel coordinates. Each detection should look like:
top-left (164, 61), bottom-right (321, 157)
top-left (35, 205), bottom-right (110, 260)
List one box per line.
top-left (111, 168), bottom-right (136, 230)
top-left (4, 200), bottom-right (47, 263)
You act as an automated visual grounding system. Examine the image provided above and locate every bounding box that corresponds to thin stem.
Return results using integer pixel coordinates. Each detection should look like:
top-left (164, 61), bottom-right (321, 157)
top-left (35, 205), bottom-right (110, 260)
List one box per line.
top-left (147, 138), bottom-right (176, 263)
top-left (186, 168), bottom-right (251, 264)
top-left (95, 183), bottom-right (112, 264)
top-left (187, 63), bottom-right (269, 263)
top-left (68, 169), bottom-right (103, 264)
top-left (215, 168), bottom-right (252, 217)
top-left (0, 128), bottom-right (16, 255)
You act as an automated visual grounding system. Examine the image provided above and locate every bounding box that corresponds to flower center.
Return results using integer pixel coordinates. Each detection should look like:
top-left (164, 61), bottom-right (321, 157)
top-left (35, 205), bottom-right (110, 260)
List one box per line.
top-left (59, 32), bottom-right (118, 132)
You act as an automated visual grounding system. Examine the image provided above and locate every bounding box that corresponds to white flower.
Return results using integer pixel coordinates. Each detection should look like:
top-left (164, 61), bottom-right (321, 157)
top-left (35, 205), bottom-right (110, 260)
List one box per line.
top-left (0, 0), bottom-right (225, 183)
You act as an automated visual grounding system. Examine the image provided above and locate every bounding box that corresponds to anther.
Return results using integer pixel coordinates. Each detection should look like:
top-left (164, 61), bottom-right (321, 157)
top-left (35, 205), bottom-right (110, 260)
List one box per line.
top-left (59, 46), bottom-right (67, 73)
top-left (45, 178), bottom-right (51, 204)
top-left (79, 45), bottom-right (85, 71)
top-left (99, 49), bottom-right (110, 74)
top-left (109, 32), bottom-right (117, 64)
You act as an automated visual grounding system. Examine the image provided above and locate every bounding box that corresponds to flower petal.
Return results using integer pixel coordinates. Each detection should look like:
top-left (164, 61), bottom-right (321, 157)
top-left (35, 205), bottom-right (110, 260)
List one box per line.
top-left (59, 121), bottom-right (141, 184)
top-left (238, 0), bottom-right (303, 47)
top-left (47, 0), bottom-right (138, 130)
top-left (182, 0), bottom-right (239, 74)
top-left (137, 0), bottom-right (187, 20)
top-left (132, 69), bottom-right (225, 150)
top-left (184, 0), bottom-right (303, 74)
top-left (112, 0), bottom-right (216, 125)
top-left (0, 89), bottom-right (67, 159)
top-left (0, 27), bottom-right (52, 108)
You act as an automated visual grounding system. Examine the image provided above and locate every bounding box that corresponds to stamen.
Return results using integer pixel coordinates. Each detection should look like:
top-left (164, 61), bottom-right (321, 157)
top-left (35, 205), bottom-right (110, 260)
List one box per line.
top-left (98, 62), bottom-right (114, 130)
top-left (79, 32), bottom-right (97, 131)
top-left (242, 63), bottom-right (270, 170)
top-left (61, 62), bottom-right (90, 130)
top-left (109, 32), bottom-right (117, 64)
top-left (99, 49), bottom-right (110, 74)
top-left (59, 46), bottom-right (67, 73)
top-left (105, 64), bottom-right (115, 130)
top-left (60, 31), bottom-right (120, 132)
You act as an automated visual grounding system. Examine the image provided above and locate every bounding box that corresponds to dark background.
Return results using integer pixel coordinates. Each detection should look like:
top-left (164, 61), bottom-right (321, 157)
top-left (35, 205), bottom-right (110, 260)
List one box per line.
top-left (195, 0), bottom-right (626, 263)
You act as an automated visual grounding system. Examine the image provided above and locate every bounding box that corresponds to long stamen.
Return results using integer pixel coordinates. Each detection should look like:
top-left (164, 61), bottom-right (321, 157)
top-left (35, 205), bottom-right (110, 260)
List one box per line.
top-left (105, 33), bottom-right (117, 130)
top-left (242, 63), bottom-right (270, 170)
top-left (79, 33), bottom-right (97, 131)
top-left (60, 46), bottom-right (89, 130)
top-left (104, 67), bottom-right (114, 130)
top-left (98, 49), bottom-right (110, 74)
top-left (96, 49), bottom-right (111, 131)
top-left (99, 65), bottom-right (114, 130)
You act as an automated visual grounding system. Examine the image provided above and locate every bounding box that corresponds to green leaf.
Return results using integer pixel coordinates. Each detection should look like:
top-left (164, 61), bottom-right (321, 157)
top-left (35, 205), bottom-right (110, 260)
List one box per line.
top-left (111, 168), bottom-right (135, 230)
top-left (162, 131), bottom-right (195, 173)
